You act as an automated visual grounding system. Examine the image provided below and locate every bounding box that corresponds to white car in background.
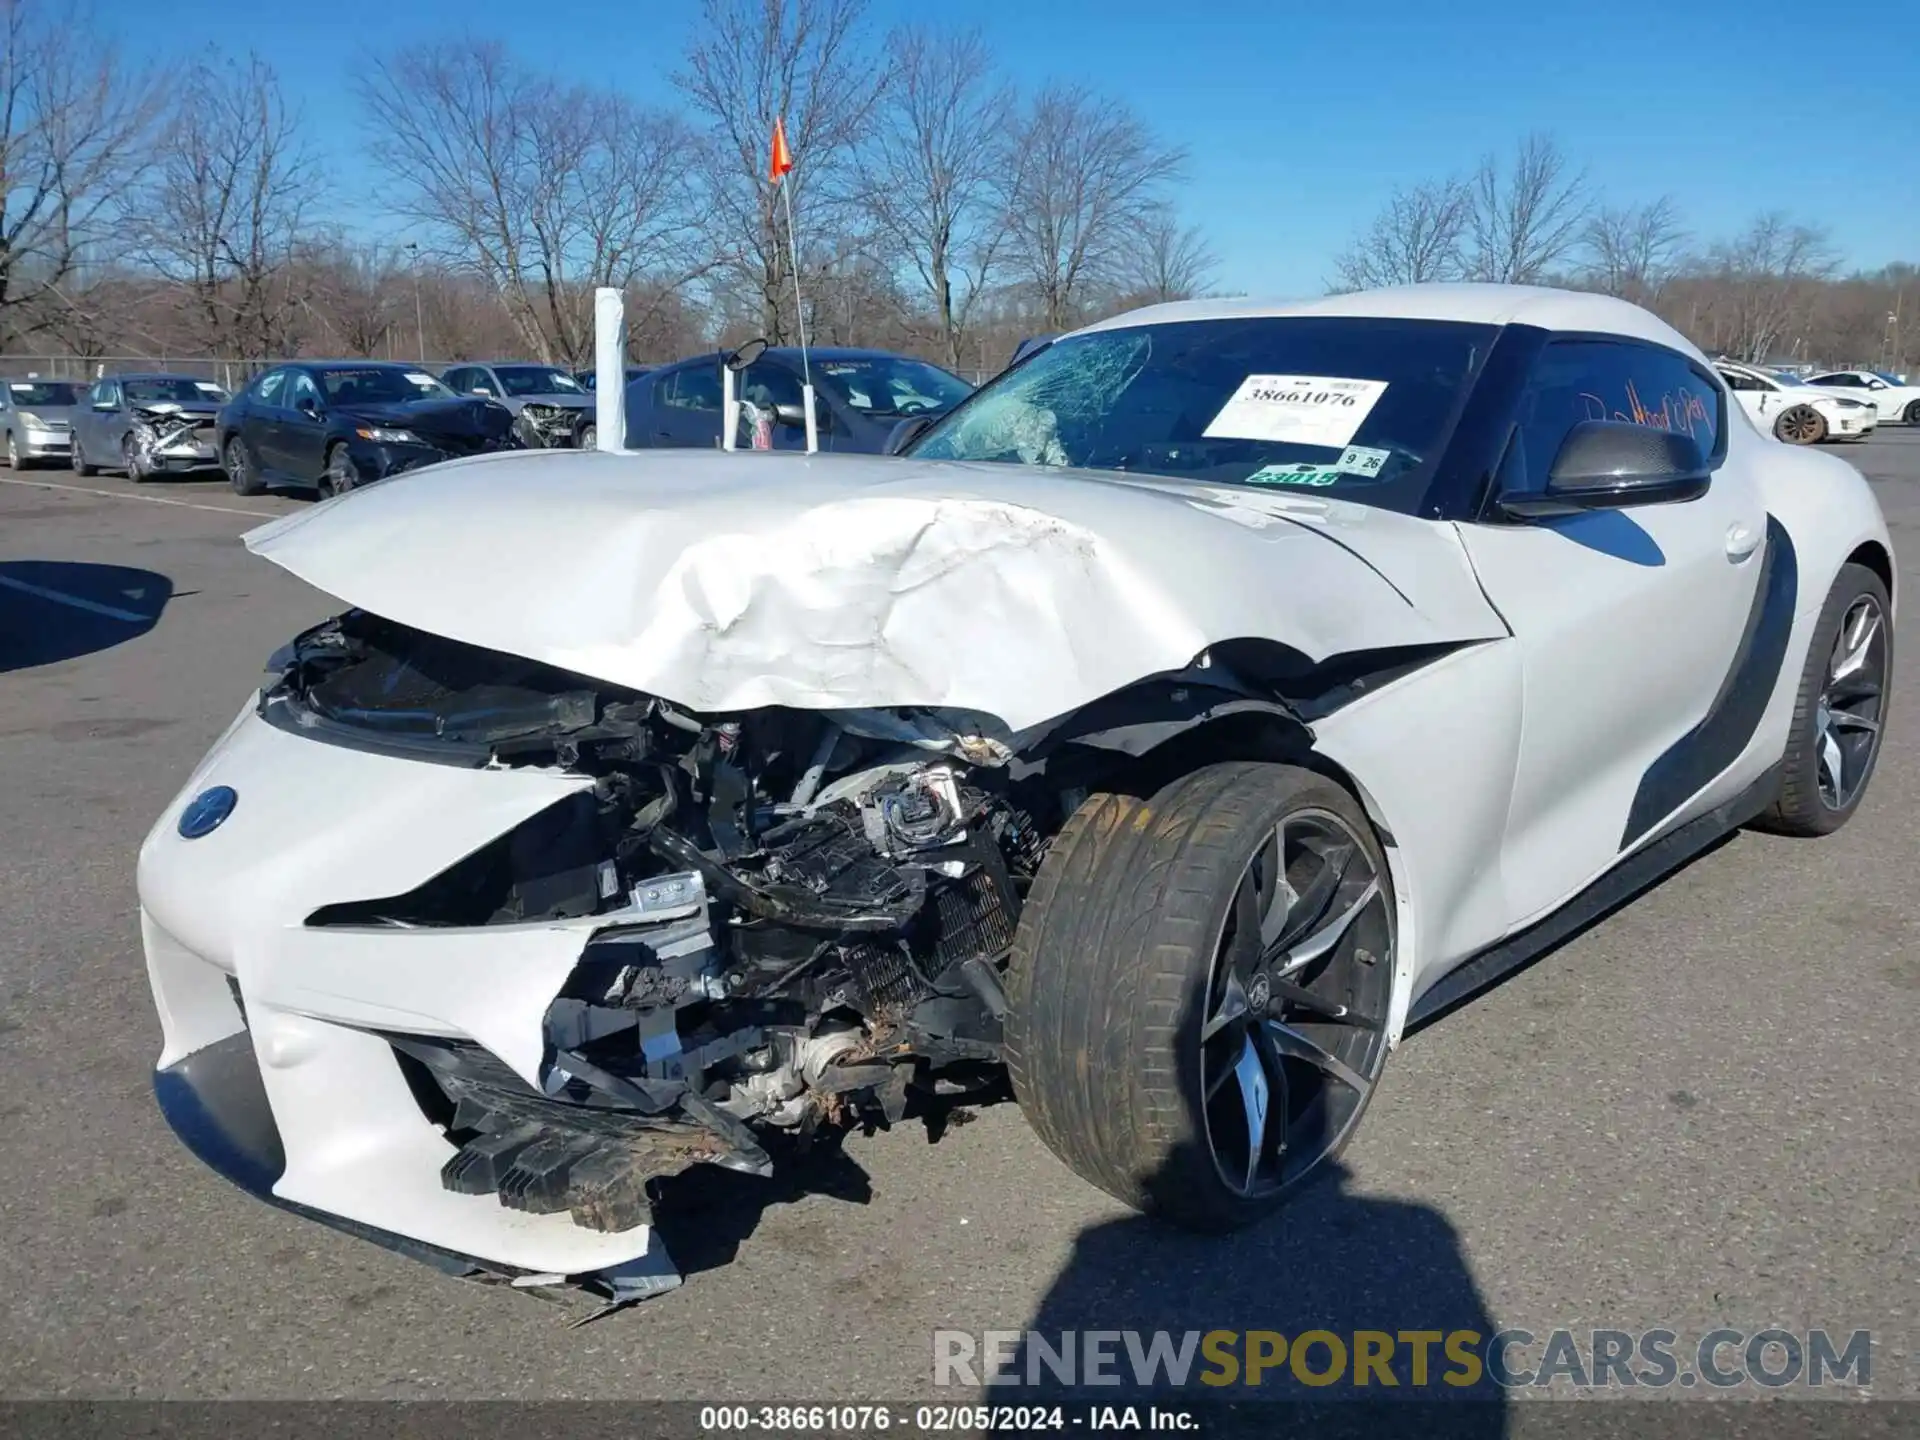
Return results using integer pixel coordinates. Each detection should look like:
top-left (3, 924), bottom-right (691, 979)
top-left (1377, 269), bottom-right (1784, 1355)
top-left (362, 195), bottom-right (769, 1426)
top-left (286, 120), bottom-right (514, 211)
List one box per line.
top-left (1715, 360), bottom-right (1877, 445)
top-left (1802, 370), bottom-right (1920, 426)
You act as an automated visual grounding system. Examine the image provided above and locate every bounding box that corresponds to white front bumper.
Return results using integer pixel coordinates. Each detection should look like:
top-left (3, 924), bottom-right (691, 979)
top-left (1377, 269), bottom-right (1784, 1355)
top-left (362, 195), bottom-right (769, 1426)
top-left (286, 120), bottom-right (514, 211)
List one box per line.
top-left (139, 701), bottom-right (664, 1276)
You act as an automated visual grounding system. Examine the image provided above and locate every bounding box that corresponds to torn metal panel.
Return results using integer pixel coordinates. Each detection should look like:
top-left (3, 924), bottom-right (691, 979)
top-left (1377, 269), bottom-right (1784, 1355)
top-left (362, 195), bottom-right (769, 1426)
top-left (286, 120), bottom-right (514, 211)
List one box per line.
top-left (242, 450), bottom-right (1507, 734)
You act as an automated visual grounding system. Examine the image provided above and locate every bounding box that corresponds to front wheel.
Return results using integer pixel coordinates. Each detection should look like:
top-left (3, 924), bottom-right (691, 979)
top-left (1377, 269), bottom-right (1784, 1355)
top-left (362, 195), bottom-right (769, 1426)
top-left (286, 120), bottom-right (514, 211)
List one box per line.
top-left (71, 436), bottom-right (97, 477)
top-left (320, 443), bottom-right (358, 498)
top-left (577, 421), bottom-right (597, 451)
top-left (1904, 400), bottom-right (1920, 426)
top-left (1775, 405), bottom-right (1828, 445)
top-left (124, 434), bottom-right (151, 483)
top-left (1754, 563), bottom-right (1892, 836)
top-left (225, 436), bottom-right (265, 496)
top-left (1005, 762), bottom-right (1394, 1233)
top-left (5, 432), bottom-right (22, 469)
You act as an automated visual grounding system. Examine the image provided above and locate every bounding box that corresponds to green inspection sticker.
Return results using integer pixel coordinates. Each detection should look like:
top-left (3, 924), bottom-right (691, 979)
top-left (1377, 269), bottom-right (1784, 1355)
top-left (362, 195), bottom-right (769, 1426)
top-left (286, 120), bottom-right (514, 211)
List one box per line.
top-left (1246, 463), bottom-right (1342, 487)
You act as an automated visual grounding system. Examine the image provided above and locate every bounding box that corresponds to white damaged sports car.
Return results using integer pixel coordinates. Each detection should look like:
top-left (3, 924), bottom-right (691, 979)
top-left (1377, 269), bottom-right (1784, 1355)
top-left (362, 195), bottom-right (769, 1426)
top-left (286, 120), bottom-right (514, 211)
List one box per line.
top-left (140, 285), bottom-right (1894, 1306)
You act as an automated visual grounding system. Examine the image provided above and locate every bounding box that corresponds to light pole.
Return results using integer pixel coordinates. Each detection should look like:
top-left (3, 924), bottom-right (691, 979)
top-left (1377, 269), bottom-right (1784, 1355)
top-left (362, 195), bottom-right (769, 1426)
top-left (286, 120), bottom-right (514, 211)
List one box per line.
top-left (407, 242), bottom-right (425, 362)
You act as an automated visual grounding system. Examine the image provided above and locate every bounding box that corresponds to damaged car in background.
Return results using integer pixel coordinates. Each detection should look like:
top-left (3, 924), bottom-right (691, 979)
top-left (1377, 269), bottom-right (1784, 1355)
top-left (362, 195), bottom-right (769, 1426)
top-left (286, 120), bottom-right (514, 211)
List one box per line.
top-left (442, 361), bottom-right (594, 449)
top-left (217, 361), bottom-right (522, 498)
top-left (140, 284), bottom-right (1894, 1312)
top-left (71, 373), bottom-right (229, 481)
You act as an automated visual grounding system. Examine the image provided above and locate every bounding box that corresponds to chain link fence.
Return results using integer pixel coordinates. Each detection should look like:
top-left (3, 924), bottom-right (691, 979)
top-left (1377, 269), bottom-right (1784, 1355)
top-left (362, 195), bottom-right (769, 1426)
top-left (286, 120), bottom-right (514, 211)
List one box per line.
top-left (0, 355), bottom-right (464, 391)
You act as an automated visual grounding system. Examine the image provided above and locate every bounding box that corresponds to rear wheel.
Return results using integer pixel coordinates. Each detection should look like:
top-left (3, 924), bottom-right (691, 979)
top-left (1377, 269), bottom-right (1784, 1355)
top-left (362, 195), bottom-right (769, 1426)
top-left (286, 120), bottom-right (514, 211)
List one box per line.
top-left (1005, 762), bottom-right (1393, 1232)
top-left (225, 436), bottom-right (265, 496)
top-left (1775, 405), bottom-right (1827, 445)
top-left (1755, 563), bottom-right (1891, 836)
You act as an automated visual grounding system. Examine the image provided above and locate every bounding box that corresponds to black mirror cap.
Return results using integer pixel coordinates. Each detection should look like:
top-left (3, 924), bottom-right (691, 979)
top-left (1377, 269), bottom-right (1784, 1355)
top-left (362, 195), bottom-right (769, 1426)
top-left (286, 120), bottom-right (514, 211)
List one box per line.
top-left (725, 338), bottom-right (768, 372)
top-left (884, 415), bottom-right (936, 456)
top-left (1501, 420), bottom-right (1710, 519)
top-left (772, 401), bottom-right (808, 428)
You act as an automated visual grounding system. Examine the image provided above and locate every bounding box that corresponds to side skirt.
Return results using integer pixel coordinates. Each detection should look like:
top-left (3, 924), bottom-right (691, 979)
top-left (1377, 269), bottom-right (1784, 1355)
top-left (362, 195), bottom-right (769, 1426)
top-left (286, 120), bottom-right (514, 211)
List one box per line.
top-left (1404, 762), bottom-right (1781, 1033)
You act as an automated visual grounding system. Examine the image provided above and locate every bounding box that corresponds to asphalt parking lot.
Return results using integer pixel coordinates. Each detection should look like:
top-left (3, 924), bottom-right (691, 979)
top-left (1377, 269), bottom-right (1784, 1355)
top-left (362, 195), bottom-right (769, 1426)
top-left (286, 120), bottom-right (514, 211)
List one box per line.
top-left (0, 441), bottom-right (1915, 1406)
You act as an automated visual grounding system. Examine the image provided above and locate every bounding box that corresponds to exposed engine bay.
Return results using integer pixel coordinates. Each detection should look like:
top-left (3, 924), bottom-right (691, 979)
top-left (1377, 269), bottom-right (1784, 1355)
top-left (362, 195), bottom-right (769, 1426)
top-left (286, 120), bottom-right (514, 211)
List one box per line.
top-left (130, 401), bottom-right (219, 469)
top-left (513, 403), bottom-right (586, 448)
top-left (256, 611), bottom-right (1402, 1245)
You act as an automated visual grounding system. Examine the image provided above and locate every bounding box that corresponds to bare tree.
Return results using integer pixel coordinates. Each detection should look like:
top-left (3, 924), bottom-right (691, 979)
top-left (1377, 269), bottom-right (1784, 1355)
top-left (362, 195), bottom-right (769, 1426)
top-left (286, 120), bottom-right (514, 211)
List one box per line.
top-left (1467, 133), bottom-right (1589, 284)
top-left (1329, 178), bottom-right (1471, 291)
top-left (677, 0), bottom-right (889, 344)
top-left (1580, 196), bottom-right (1687, 304)
top-left (360, 40), bottom-right (700, 364)
top-left (1693, 212), bottom-right (1839, 363)
top-left (863, 25), bottom-right (1011, 367)
top-left (136, 54), bottom-right (323, 360)
top-left (0, 0), bottom-right (162, 344)
top-left (999, 84), bottom-right (1185, 330)
top-left (1117, 203), bottom-right (1216, 305)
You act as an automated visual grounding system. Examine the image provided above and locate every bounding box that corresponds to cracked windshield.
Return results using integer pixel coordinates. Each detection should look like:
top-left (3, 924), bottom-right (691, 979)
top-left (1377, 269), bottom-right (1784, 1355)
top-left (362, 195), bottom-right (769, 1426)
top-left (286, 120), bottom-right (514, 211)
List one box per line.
top-left (911, 316), bottom-right (1495, 513)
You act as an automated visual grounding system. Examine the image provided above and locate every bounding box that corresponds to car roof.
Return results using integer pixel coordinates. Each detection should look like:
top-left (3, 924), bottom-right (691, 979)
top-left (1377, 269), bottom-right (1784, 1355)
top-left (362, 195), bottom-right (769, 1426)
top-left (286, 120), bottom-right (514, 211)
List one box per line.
top-left (290, 359), bottom-right (437, 370)
top-left (1071, 283), bottom-right (1710, 365)
top-left (103, 372), bottom-right (225, 384)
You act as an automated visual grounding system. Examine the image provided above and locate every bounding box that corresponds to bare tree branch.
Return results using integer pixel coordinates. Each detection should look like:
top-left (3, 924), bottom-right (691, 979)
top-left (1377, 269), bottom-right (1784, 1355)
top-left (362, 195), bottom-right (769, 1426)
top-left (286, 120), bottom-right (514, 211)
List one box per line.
top-left (1467, 133), bottom-right (1589, 284)
top-left (0, 0), bottom-right (162, 343)
top-left (358, 40), bottom-right (700, 364)
top-left (1580, 196), bottom-right (1687, 304)
top-left (676, 0), bottom-right (889, 343)
top-left (1329, 178), bottom-right (1470, 291)
top-left (1116, 202), bottom-right (1216, 304)
top-left (998, 84), bottom-right (1185, 330)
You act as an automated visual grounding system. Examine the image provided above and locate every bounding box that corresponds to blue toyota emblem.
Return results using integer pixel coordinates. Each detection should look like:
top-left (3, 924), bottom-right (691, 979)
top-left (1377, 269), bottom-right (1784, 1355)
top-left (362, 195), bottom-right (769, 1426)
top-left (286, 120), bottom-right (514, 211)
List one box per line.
top-left (178, 786), bottom-right (237, 839)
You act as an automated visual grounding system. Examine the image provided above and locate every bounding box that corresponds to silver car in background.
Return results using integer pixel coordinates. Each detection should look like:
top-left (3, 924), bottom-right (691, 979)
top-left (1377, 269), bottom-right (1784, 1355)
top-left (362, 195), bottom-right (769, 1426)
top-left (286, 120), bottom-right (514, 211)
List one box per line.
top-left (440, 361), bottom-right (592, 448)
top-left (0, 377), bottom-right (81, 468)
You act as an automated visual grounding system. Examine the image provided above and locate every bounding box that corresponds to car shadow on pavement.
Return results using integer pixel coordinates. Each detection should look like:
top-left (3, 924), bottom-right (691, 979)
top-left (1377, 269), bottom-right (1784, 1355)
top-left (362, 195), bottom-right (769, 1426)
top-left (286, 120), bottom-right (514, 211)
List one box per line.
top-left (0, 559), bottom-right (172, 672)
top-left (996, 1159), bottom-right (1507, 1437)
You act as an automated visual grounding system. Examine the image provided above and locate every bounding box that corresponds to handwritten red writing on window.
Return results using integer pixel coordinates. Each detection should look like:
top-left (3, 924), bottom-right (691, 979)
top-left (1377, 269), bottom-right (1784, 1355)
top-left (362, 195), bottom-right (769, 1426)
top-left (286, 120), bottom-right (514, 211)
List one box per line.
top-left (1579, 380), bottom-right (1711, 439)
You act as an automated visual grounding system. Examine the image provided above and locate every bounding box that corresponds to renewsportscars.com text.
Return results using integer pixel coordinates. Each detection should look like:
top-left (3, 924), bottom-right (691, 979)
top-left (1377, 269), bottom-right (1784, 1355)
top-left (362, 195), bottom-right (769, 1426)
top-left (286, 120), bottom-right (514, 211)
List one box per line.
top-left (933, 1328), bottom-right (1872, 1391)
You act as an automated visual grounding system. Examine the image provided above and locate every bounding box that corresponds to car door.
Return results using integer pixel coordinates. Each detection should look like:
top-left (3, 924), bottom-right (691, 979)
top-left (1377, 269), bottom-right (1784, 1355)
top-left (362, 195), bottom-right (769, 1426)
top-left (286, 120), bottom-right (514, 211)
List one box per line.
top-left (281, 370), bottom-right (330, 482)
top-left (80, 379), bottom-right (120, 462)
top-left (241, 368), bottom-right (292, 475)
top-left (650, 361), bottom-right (724, 447)
top-left (1454, 336), bottom-right (1772, 931)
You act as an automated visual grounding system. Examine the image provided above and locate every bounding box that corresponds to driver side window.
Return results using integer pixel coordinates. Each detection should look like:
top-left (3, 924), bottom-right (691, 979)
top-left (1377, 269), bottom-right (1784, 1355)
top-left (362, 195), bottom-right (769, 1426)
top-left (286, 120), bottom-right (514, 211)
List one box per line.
top-left (288, 372), bottom-right (321, 410)
top-left (1502, 339), bottom-right (1722, 496)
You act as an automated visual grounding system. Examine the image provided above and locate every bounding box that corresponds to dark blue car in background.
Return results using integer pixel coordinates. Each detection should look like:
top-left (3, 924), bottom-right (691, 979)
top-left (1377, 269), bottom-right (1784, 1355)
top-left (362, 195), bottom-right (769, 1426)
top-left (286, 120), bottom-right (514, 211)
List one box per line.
top-left (588, 347), bottom-right (972, 453)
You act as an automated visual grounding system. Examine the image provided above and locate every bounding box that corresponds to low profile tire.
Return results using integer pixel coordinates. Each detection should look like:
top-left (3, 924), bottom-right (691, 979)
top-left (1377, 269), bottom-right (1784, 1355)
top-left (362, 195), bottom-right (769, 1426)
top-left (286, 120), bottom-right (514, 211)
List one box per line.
top-left (1005, 762), bottom-right (1394, 1233)
top-left (1775, 405), bottom-right (1827, 445)
top-left (71, 436), bottom-right (97, 476)
top-left (1755, 562), bottom-right (1892, 837)
top-left (1904, 400), bottom-right (1920, 426)
top-left (225, 436), bottom-right (265, 496)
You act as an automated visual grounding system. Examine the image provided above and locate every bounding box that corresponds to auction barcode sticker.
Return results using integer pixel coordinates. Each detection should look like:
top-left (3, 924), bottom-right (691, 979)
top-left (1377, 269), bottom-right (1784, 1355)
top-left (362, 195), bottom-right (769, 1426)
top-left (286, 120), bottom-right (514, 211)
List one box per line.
top-left (1204, 375), bottom-right (1388, 449)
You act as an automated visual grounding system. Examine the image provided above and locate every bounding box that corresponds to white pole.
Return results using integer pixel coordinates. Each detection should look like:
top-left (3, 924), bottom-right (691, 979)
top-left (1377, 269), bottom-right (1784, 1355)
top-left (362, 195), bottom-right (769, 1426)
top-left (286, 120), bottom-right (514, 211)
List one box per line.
top-left (780, 179), bottom-right (817, 454)
top-left (721, 362), bottom-right (739, 451)
top-left (593, 287), bottom-right (626, 453)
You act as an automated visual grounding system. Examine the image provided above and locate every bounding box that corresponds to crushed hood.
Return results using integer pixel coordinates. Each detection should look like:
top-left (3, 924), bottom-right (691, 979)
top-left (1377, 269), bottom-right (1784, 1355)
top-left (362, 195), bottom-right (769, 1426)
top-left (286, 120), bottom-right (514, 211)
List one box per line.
top-left (243, 450), bottom-right (1506, 732)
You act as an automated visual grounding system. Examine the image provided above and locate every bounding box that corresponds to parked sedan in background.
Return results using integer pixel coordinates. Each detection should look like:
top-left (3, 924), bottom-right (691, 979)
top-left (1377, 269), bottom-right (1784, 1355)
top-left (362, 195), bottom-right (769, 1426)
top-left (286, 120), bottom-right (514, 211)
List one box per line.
top-left (1802, 370), bottom-right (1920, 426)
top-left (0, 377), bottom-right (80, 468)
top-left (218, 362), bottom-right (521, 497)
top-left (442, 362), bottom-right (592, 448)
top-left (1715, 360), bottom-right (1876, 444)
top-left (72, 374), bottom-right (229, 480)
top-left (610, 347), bottom-right (972, 452)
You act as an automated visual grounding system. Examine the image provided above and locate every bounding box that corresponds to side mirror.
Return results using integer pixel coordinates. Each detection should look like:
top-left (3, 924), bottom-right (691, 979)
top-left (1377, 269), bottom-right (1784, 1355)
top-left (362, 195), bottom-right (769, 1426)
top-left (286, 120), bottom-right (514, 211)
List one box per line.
top-left (772, 401), bottom-right (807, 428)
top-left (884, 416), bottom-right (936, 456)
top-left (296, 395), bottom-right (320, 416)
top-left (1499, 420), bottom-right (1709, 519)
top-left (725, 338), bottom-right (768, 372)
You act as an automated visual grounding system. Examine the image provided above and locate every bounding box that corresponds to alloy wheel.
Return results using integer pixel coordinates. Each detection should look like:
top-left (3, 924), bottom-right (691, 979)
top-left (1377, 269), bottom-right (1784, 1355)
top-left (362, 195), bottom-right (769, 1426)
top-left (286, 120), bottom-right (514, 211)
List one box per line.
top-left (1199, 808), bottom-right (1392, 1199)
top-left (1778, 406), bottom-right (1824, 444)
top-left (1815, 595), bottom-right (1887, 810)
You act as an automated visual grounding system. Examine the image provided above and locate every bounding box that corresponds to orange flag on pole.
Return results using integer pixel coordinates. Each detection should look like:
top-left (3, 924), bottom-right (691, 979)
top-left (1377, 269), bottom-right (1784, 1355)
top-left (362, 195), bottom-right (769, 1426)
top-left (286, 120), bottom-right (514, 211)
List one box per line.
top-left (769, 117), bottom-right (793, 183)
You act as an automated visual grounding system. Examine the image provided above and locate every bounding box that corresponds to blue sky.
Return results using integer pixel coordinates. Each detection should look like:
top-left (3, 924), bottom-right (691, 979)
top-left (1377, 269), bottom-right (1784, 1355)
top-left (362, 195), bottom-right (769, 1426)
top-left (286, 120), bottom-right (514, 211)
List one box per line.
top-left (108, 0), bottom-right (1918, 298)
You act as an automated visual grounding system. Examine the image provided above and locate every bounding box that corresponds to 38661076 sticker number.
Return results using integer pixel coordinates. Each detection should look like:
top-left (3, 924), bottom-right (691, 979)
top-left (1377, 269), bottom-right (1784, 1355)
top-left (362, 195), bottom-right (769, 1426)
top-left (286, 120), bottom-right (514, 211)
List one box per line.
top-left (1203, 375), bottom-right (1389, 450)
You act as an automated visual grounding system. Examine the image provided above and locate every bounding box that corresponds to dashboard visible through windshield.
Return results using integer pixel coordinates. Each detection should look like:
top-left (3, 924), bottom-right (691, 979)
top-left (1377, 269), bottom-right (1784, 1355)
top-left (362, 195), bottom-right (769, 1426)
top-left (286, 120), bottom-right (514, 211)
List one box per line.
top-left (907, 315), bottom-right (1496, 514)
